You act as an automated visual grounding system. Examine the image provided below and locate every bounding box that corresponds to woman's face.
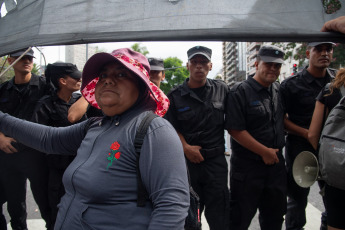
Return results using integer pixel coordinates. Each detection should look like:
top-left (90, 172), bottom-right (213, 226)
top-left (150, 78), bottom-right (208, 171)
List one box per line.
top-left (95, 62), bottom-right (139, 116)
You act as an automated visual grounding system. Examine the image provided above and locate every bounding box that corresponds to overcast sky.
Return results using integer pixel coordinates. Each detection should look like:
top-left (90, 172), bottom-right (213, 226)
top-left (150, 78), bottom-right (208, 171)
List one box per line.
top-left (35, 41), bottom-right (223, 79)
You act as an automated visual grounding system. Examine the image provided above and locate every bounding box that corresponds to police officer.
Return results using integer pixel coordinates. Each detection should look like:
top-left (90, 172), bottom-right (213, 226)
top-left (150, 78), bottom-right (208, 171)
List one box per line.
top-left (31, 62), bottom-right (86, 228)
top-left (0, 48), bottom-right (52, 230)
top-left (148, 58), bottom-right (165, 88)
top-left (164, 46), bottom-right (229, 230)
top-left (226, 45), bottom-right (286, 230)
top-left (280, 42), bottom-right (336, 230)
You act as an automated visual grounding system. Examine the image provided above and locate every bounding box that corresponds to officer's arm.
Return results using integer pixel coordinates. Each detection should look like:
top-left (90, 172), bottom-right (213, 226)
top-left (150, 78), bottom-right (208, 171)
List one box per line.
top-left (283, 115), bottom-right (308, 140)
top-left (68, 96), bottom-right (88, 123)
top-left (176, 132), bottom-right (204, 164)
top-left (308, 101), bottom-right (327, 150)
top-left (229, 129), bottom-right (279, 165)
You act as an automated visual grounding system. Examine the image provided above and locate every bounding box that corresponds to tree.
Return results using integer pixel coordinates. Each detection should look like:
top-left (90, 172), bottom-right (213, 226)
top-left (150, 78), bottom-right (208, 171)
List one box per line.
top-left (160, 57), bottom-right (189, 94)
top-left (32, 63), bottom-right (40, 75)
top-left (131, 43), bottom-right (149, 56)
top-left (0, 56), bottom-right (14, 83)
top-left (331, 43), bottom-right (345, 69)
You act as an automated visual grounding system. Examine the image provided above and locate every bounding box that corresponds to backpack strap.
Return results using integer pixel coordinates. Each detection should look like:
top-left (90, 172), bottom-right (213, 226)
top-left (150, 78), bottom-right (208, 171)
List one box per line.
top-left (134, 112), bottom-right (158, 207)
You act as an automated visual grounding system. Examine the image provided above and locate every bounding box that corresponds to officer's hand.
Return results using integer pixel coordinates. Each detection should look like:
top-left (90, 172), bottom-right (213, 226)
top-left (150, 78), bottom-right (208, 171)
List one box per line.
top-left (0, 133), bottom-right (18, 154)
top-left (261, 148), bottom-right (279, 165)
top-left (184, 144), bottom-right (204, 164)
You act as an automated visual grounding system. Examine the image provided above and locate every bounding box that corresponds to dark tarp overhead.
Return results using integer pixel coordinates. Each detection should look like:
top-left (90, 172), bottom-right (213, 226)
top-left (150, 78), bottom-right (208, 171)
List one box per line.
top-left (0, 0), bottom-right (345, 56)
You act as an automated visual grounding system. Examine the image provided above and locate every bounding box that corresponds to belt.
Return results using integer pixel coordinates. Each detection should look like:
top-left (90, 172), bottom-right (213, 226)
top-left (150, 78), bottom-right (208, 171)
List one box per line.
top-left (232, 148), bottom-right (283, 161)
top-left (200, 146), bottom-right (225, 160)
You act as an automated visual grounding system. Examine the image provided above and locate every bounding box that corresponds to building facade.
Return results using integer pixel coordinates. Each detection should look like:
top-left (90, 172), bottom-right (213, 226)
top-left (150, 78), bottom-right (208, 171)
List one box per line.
top-left (222, 42), bottom-right (247, 86)
top-left (65, 44), bottom-right (97, 71)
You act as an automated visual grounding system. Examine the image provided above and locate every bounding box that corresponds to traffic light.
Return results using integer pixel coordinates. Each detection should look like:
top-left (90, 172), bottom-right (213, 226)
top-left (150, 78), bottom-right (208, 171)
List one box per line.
top-left (293, 64), bottom-right (297, 74)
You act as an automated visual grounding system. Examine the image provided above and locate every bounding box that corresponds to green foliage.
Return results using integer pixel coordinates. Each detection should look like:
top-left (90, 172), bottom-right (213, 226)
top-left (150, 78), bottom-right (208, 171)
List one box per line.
top-left (331, 43), bottom-right (345, 69)
top-left (32, 63), bottom-right (41, 75)
top-left (0, 56), bottom-right (14, 83)
top-left (215, 74), bottom-right (223, 80)
top-left (131, 43), bottom-right (149, 56)
top-left (160, 57), bottom-right (189, 94)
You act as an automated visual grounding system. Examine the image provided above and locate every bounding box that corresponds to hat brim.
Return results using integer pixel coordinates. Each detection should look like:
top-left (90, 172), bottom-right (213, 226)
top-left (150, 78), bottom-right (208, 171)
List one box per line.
top-left (81, 52), bottom-right (169, 117)
top-left (150, 66), bottom-right (165, 71)
top-left (188, 52), bottom-right (211, 61)
top-left (82, 52), bottom-right (156, 100)
top-left (308, 42), bottom-right (336, 47)
top-left (260, 56), bottom-right (284, 64)
top-left (69, 70), bottom-right (82, 79)
top-left (10, 52), bottom-right (35, 58)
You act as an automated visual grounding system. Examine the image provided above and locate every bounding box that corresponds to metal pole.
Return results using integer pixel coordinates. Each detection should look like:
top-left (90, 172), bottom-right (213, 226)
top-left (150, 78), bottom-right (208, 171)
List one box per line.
top-left (86, 44), bottom-right (88, 61)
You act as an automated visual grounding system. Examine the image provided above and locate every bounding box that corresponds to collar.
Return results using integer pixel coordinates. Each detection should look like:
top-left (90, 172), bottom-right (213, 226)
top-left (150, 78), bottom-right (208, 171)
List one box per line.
top-left (247, 74), bottom-right (271, 93)
top-left (180, 77), bottom-right (211, 96)
top-left (302, 67), bottom-right (333, 84)
top-left (6, 73), bottom-right (40, 90)
top-left (102, 95), bottom-right (156, 127)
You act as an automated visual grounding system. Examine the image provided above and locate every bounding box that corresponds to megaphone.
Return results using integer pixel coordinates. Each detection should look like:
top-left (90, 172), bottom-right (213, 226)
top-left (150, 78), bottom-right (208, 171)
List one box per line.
top-left (292, 151), bottom-right (319, 188)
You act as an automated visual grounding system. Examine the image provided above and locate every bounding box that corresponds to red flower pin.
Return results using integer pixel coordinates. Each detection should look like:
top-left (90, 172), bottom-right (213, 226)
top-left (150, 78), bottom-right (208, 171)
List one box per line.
top-left (107, 141), bottom-right (121, 170)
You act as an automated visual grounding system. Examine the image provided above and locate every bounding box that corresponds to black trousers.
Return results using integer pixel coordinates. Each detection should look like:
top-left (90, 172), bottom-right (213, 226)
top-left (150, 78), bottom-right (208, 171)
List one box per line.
top-left (229, 153), bottom-right (287, 230)
top-left (0, 206), bottom-right (7, 230)
top-left (285, 136), bottom-right (327, 230)
top-left (0, 182), bottom-right (7, 230)
top-left (187, 154), bottom-right (230, 230)
top-left (46, 155), bottom-right (74, 227)
top-left (0, 150), bottom-right (51, 230)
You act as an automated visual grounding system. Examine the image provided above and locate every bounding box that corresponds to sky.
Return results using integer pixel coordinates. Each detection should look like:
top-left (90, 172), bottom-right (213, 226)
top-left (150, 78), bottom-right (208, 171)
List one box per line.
top-left (35, 41), bottom-right (223, 79)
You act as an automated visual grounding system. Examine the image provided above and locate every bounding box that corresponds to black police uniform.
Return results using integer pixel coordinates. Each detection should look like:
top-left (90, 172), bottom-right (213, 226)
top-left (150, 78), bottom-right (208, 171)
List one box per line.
top-left (225, 76), bottom-right (286, 230)
top-left (279, 67), bottom-right (335, 230)
top-left (31, 91), bottom-right (87, 227)
top-left (0, 74), bottom-right (51, 230)
top-left (165, 78), bottom-right (230, 230)
top-left (0, 168), bottom-right (6, 230)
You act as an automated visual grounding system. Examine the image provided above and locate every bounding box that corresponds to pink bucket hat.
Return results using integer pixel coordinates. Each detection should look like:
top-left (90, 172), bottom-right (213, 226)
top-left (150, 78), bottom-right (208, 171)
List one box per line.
top-left (81, 48), bottom-right (169, 117)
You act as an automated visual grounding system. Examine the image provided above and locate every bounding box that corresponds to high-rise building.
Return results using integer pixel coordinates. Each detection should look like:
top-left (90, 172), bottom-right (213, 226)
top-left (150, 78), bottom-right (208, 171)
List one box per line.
top-left (222, 42), bottom-right (247, 85)
top-left (246, 42), bottom-right (263, 76)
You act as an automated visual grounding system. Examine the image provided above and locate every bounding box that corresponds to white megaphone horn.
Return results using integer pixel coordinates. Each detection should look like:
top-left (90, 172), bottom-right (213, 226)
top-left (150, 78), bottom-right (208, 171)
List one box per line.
top-left (292, 151), bottom-right (320, 188)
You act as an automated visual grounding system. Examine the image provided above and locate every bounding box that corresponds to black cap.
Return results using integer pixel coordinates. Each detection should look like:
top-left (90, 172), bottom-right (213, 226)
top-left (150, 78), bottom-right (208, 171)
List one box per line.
top-left (258, 45), bottom-right (285, 64)
top-left (148, 58), bottom-right (164, 71)
top-left (45, 62), bottom-right (81, 88)
top-left (307, 42), bottom-right (336, 47)
top-left (187, 46), bottom-right (212, 60)
top-left (9, 48), bottom-right (35, 58)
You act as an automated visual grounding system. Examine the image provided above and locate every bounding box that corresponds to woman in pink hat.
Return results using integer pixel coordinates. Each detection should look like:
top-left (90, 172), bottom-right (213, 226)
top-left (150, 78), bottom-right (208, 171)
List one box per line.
top-left (0, 48), bottom-right (189, 230)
